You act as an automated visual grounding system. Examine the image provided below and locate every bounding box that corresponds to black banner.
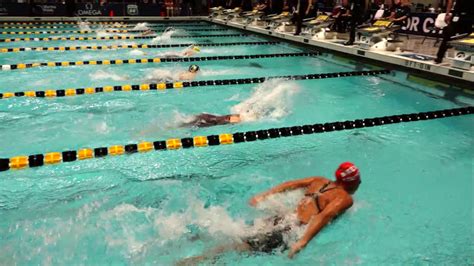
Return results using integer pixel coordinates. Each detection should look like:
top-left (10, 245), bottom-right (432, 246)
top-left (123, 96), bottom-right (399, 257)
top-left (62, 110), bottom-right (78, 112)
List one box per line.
top-left (398, 13), bottom-right (440, 37)
top-left (75, 3), bottom-right (104, 16)
top-left (31, 4), bottom-right (67, 16)
top-left (0, 3), bottom-right (30, 16)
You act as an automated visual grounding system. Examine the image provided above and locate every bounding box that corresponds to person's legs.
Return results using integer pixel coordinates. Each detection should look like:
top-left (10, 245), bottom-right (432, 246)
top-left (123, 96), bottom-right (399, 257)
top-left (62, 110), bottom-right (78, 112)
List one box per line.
top-left (177, 242), bottom-right (251, 265)
top-left (435, 21), bottom-right (457, 63)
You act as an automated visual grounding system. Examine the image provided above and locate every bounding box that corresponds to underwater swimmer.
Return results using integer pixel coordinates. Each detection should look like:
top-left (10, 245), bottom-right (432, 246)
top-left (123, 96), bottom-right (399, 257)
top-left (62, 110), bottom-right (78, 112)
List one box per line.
top-left (180, 113), bottom-right (241, 128)
top-left (140, 29), bottom-right (156, 36)
top-left (144, 64), bottom-right (200, 84)
top-left (178, 162), bottom-right (361, 264)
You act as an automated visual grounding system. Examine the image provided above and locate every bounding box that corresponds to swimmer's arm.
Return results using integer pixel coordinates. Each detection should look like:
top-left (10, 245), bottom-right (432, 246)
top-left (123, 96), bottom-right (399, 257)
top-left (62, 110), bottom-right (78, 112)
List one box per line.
top-left (288, 196), bottom-right (353, 258)
top-left (249, 177), bottom-right (323, 206)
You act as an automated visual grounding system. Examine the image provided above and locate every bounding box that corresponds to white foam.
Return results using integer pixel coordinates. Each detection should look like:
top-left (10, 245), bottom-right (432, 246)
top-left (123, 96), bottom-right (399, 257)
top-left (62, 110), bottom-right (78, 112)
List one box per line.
top-left (230, 79), bottom-right (300, 122)
top-left (89, 70), bottom-right (129, 81)
top-left (132, 22), bottom-right (149, 31)
top-left (144, 68), bottom-right (178, 82)
top-left (77, 21), bottom-right (91, 31)
top-left (129, 49), bottom-right (146, 56)
top-left (151, 27), bottom-right (176, 44)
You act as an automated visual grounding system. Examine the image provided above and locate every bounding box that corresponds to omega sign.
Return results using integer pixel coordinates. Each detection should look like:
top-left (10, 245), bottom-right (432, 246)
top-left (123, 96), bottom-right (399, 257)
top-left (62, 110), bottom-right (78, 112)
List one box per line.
top-left (77, 3), bottom-right (102, 16)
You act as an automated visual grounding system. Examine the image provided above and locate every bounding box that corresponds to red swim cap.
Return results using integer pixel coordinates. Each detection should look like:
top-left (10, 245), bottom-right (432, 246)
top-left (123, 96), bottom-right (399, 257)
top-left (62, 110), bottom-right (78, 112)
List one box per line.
top-left (335, 162), bottom-right (360, 183)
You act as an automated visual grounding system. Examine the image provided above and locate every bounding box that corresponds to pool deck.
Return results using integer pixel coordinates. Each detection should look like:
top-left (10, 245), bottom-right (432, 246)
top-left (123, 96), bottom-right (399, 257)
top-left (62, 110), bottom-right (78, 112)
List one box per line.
top-left (0, 16), bottom-right (472, 92)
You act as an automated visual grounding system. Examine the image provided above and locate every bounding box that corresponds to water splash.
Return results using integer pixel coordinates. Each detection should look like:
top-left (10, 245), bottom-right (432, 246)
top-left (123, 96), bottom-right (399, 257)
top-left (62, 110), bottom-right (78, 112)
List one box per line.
top-left (144, 68), bottom-right (179, 83)
top-left (129, 49), bottom-right (146, 56)
top-left (77, 21), bottom-right (91, 31)
top-left (132, 22), bottom-right (149, 31)
top-left (151, 27), bottom-right (176, 44)
top-left (231, 79), bottom-right (300, 122)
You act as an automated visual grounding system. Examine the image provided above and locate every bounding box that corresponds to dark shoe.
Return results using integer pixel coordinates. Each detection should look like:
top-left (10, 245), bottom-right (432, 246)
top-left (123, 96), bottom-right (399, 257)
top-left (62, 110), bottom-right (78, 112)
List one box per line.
top-left (434, 58), bottom-right (442, 64)
top-left (344, 41), bottom-right (354, 46)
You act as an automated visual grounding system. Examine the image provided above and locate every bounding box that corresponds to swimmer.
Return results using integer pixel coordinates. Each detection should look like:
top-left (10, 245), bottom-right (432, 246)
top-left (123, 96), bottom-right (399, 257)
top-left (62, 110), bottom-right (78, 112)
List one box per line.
top-left (178, 64), bottom-right (200, 80)
top-left (163, 45), bottom-right (201, 58)
top-left (180, 113), bottom-right (241, 128)
top-left (178, 162), bottom-right (361, 264)
top-left (143, 64), bottom-right (200, 86)
top-left (140, 29), bottom-right (156, 36)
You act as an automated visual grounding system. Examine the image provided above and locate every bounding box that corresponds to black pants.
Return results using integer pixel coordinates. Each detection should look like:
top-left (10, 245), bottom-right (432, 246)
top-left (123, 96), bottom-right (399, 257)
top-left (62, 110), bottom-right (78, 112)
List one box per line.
top-left (348, 8), bottom-right (364, 43)
top-left (291, 12), bottom-right (303, 35)
top-left (436, 16), bottom-right (473, 62)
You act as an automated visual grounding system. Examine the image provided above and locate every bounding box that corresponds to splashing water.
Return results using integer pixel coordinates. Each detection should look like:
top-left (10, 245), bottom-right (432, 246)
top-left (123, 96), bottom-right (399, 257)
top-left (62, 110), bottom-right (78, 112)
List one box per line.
top-left (89, 70), bottom-right (129, 81)
top-left (231, 79), bottom-right (300, 122)
top-left (144, 68), bottom-right (179, 83)
top-left (77, 21), bottom-right (91, 31)
top-left (132, 22), bottom-right (149, 31)
top-left (129, 49), bottom-right (146, 56)
top-left (151, 27), bottom-right (176, 44)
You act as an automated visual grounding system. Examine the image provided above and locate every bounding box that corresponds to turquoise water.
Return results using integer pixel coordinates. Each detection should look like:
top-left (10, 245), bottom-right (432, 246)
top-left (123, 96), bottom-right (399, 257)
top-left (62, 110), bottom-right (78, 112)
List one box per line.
top-left (0, 21), bottom-right (473, 265)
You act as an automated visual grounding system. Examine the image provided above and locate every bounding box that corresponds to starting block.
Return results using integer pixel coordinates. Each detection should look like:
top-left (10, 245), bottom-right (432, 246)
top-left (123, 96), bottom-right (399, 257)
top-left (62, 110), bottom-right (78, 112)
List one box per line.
top-left (450, 33), bottom-right (474, 70)
top-left (356, 20), bottom-right (404, 51)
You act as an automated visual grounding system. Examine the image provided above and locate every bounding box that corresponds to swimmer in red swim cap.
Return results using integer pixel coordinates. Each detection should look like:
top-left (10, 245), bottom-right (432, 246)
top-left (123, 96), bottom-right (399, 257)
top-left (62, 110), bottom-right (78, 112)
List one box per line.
top-left (178, 163), bottom-right (361, 264)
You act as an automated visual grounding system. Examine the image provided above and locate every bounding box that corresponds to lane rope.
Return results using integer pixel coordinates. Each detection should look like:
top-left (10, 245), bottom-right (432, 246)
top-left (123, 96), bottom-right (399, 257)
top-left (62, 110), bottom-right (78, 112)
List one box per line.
top-left (0, 106), bottom-right (470, 172)
top-left (0, 33), bottom-right (248, 43)
top-left (0, 69), bottom-right (386, 100)
top-left (0, 21), bottom-right (206, 26)
top-left (0, 28), bottom-right (232, 35)
top-left (0, 24), bottom-right (214, 30)
top-left (0, 41), bottom-right (280, 53)
top-left (0, 52), bottom-right (319, 71)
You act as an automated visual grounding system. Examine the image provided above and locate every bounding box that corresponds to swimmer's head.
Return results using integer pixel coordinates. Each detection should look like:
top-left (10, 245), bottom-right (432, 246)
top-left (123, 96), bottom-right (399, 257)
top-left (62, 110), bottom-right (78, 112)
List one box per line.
top-left (189, 64), bottom-right (200, 73)
top-left (335, 162), bottom-right (361, 194)
top-left (192, 45), bottom-right (201, 52)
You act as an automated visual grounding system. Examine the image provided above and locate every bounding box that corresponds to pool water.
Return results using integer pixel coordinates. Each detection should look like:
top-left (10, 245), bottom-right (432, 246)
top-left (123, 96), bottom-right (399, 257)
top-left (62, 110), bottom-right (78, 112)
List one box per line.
top-left (0, 21), bottom-right (472, 265)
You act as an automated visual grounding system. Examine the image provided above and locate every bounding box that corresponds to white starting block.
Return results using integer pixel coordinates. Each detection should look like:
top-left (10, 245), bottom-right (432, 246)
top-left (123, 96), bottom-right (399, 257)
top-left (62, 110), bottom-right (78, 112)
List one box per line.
top-left (242, 10), bottom-right (266, 26)
top-left (210, 7), bottom-right (225, 20)
top-left (356, 20), bottom-right (404, 51)
top-left (302, 14), bottom-right (337, 40)
top-left (450, 33), bottom-right (474, 70)
top-left (265, 12), bottom-right (292, 31)
top-left (224, 8), bottom-right (244, 23)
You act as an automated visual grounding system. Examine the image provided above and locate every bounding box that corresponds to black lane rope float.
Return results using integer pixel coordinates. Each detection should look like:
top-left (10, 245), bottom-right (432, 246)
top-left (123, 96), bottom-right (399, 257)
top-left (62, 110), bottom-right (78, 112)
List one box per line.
top-left (0, 69), bottom-right (386, 100)
top-left (0, 24), bottom-right (214, 30)
top-left (0, 41), bottom-right (280, 54)
top-left (0, 52), bottom-right (317, 71)
top-left (0, 33), bottom-right (248, 43)
top-left (0, 28), bottom-right (232, 35)
top-left (1, 106), bottom-right (470, 172)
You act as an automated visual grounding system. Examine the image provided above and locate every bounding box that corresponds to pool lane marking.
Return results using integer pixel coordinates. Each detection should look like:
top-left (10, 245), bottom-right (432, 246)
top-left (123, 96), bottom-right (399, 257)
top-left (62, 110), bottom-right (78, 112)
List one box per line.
top-left (0, 69), bottom-right (387, 100)
top-left (0, 24), bottom-right (216, 30)
top-left (1, 106), bottom-right (471, 172)
top-left (0, 28), bottom-right (233, 35)
top-left (0, 33), bottom-right (249, 43)
top-left (0, 52), bottom-right (319, 71)
top-left (0, 41), bottom-right (280, 53)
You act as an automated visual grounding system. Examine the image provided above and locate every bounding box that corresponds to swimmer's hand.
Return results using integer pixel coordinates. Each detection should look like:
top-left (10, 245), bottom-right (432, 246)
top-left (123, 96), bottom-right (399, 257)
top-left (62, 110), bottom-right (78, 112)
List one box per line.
top-left (249, 194), bottom-right (266, 206)
top-left (288, 241), bottom-right (305, 258)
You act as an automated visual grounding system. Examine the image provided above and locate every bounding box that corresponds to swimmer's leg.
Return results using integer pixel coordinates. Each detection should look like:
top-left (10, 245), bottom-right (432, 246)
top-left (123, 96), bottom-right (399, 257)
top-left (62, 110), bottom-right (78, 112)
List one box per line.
top-left (176, 242), bottom-right (251, 266)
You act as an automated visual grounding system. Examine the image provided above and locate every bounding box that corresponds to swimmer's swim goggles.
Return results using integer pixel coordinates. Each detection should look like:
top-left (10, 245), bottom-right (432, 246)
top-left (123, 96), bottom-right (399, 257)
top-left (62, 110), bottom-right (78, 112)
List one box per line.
top-left (189, 64), bottom-right (200, 72)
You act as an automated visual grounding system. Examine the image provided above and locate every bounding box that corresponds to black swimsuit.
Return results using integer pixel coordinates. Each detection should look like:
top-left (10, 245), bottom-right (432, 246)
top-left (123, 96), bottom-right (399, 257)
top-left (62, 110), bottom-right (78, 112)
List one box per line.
top-left (305, 182), bottom-right (339, 213)
top-left (243, 183), bottom-right (339, 253)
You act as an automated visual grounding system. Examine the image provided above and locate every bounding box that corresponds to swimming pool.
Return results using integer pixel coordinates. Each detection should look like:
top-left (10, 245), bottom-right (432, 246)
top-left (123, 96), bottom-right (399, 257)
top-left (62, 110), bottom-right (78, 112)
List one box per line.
top-left (0, 20), bottom-right (472, 265)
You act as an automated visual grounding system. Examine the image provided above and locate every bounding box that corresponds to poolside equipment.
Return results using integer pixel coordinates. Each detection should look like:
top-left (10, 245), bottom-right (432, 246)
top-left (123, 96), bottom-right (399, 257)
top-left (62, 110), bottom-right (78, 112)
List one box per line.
top-left (450, 33), bottom-right (474, 70)
top-left (356, 19), bottom-right (405, 52)
top-left (302, 14), bottom-right (337, 40)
